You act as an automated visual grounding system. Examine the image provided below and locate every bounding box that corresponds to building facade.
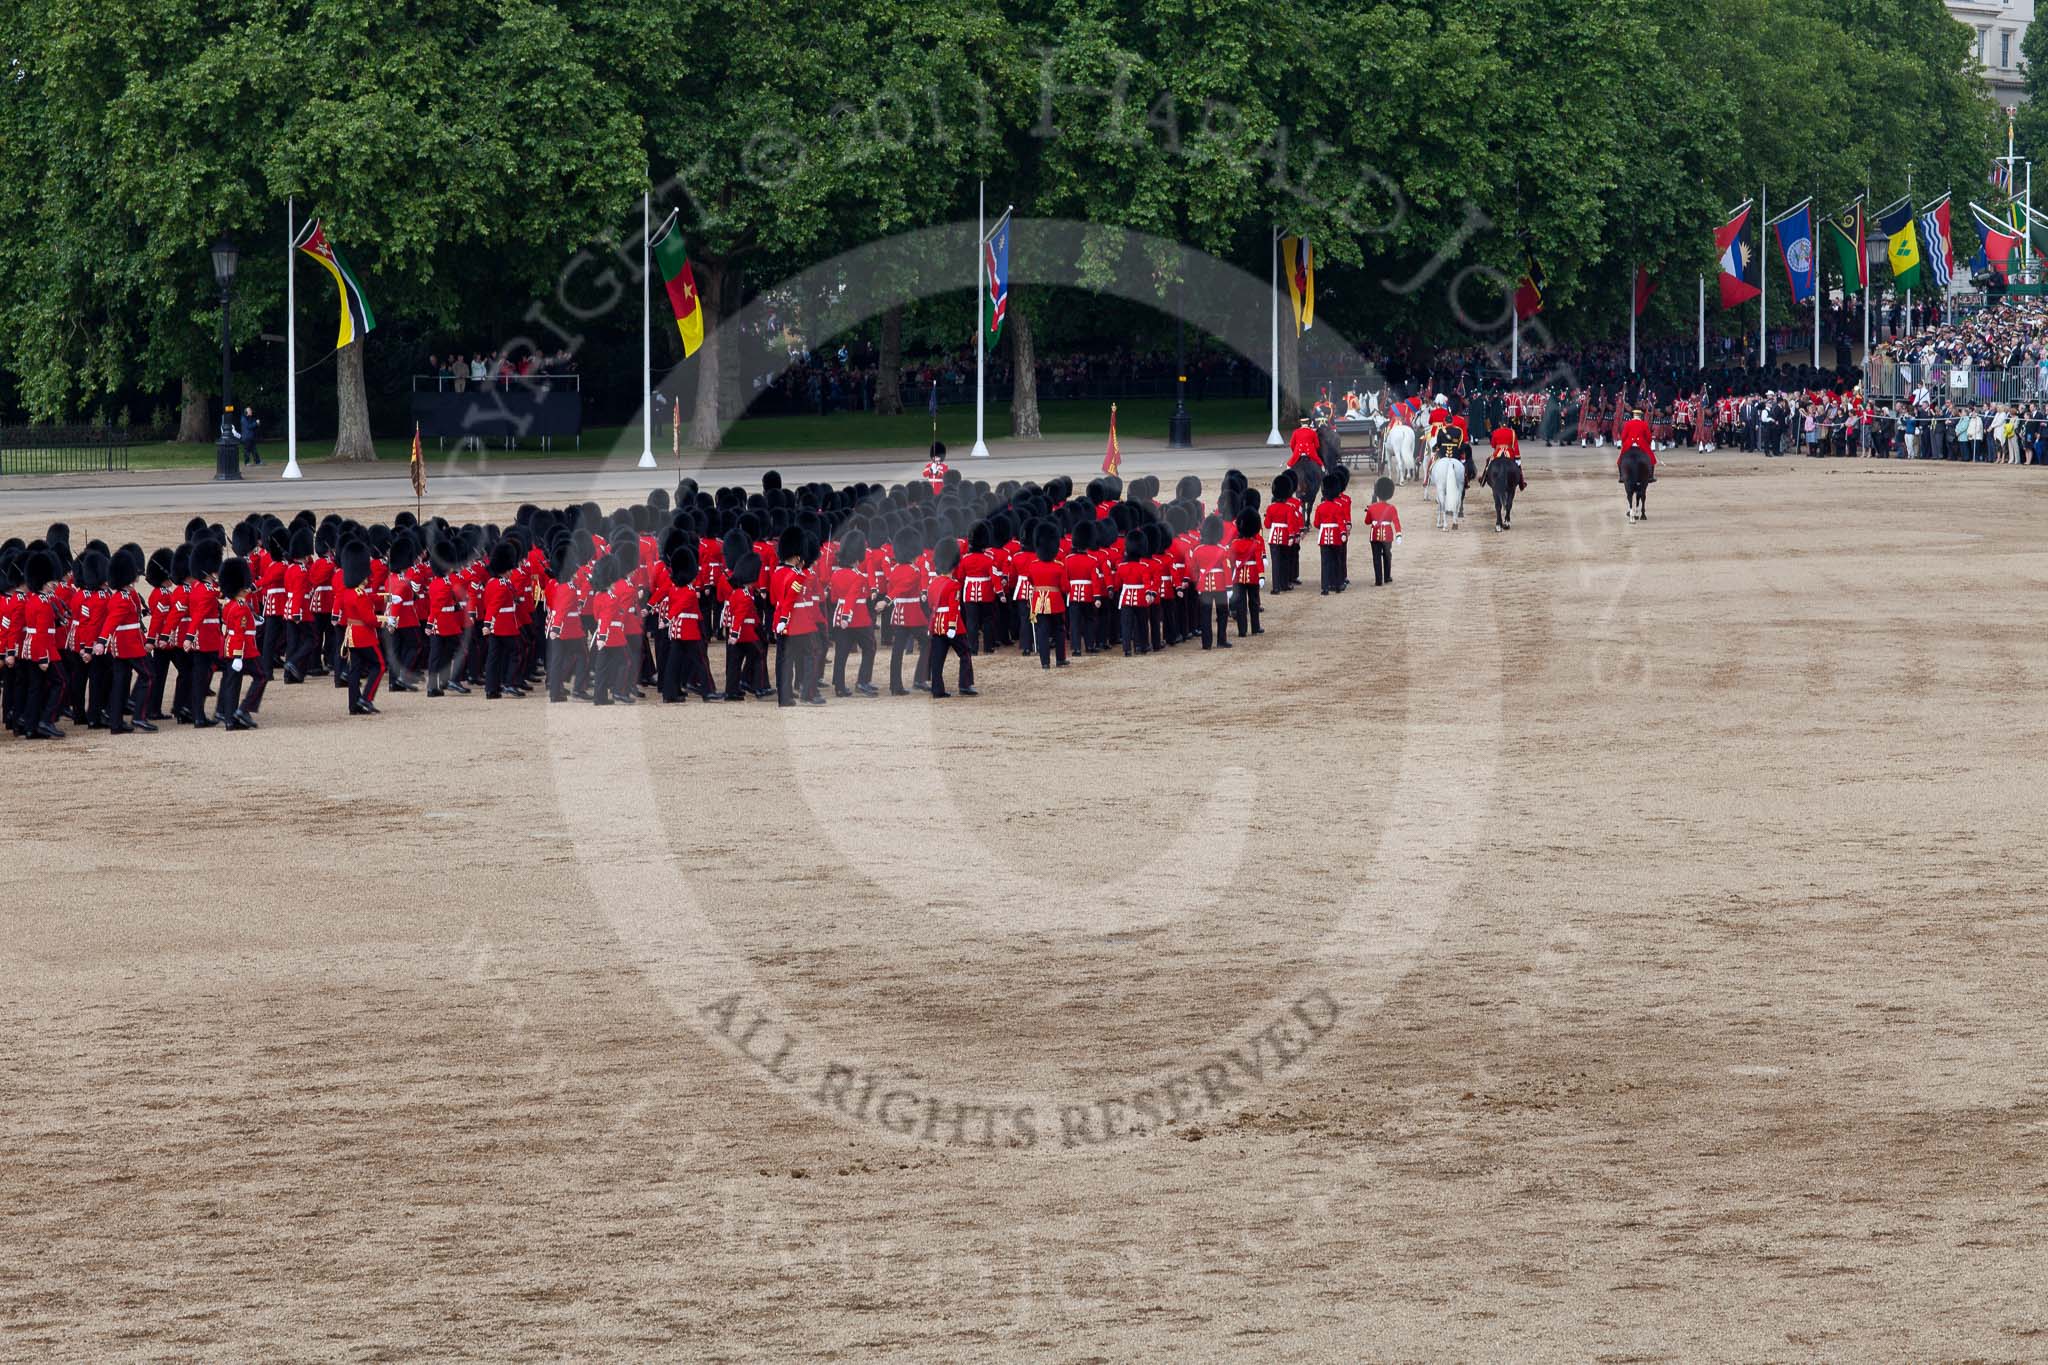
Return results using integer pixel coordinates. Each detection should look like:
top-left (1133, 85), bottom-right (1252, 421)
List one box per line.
top-left (1950, 0), bottom-right (2033, 105)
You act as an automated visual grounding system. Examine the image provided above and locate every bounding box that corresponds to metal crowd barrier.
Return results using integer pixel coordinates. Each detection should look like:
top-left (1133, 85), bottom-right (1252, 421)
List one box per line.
top-left (0, 427), bottom-right (132, 476)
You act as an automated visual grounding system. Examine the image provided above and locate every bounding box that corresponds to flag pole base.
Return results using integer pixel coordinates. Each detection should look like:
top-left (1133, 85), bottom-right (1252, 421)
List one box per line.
top-left (636, 450), bottom-right (658, 470)
top-left (281, 453), bottom-right (303, 480)
top-left (1265, 427), bottom-right (1284, 446)
top-left (969, 441), bottom-right (990, 459)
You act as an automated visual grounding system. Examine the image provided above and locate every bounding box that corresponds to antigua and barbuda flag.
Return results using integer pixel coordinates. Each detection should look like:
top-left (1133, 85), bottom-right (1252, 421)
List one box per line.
top-left (1716, 202), bottom-right (1761, 309)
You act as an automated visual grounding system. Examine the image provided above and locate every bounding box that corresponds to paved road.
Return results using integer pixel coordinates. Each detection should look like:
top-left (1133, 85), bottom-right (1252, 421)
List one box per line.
top-left (1, 435), bottom-right (1298, 523)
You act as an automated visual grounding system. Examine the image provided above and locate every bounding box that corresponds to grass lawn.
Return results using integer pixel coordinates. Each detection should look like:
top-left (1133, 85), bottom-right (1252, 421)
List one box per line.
top-left (121, 396), bottom-right (1272, 470)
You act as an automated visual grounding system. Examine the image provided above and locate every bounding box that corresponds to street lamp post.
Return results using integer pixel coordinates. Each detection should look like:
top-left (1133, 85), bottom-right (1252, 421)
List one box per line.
top-left (211, 238), bottom-right (242, 482)
top-left (1168, 270), bottom-right (1193, 448)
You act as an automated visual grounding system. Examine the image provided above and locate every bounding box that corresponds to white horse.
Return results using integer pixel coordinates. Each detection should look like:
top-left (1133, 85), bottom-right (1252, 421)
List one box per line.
top-left (1429, 450), bottom-right (1465, 529)
top-left (1382, 421), bottom-right (1418, 483)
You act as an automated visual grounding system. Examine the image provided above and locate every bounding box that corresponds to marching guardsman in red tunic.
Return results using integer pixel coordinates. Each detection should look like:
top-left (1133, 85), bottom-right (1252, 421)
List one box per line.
top-left (16, 551), bottom-right (65, 738)
top-left (1311, 473), bottom-right (1349, 595)
top-left (958, 523), bottom-right (1000, 657)
top-left (481, 541), bottom-right (525, 700)
top-left (145, 546), bottom-right (181, 722)
top-left (925, 538), bottom-right (976, 697)
top-left (335, 541), bottom-right (385, 716)
top-left (1022, 523), bottom-right (1069, 669)
top-left (719, 552), bottom-right (765, 701)
top-left (1188, 514), bottom-right (1233, 650)
top-left (182, 539), bottom-right (224, 728)
top-left (425, 537), bottom-right (472, 697)
top-left (882, 531), bottom-right (929, 694)
top-left (922, 441), bottom-right (950, 495)
top-left (827, 530), bottom-right (879, 698)
top-left (381, 536), bottom-right (424, 691)
top-left (1365, 476), bottom-right (1402, 586)
top-left (1264, 471), bottom-right (1304, 592)
top-left (215, 557), bottom-right (264, 730)
top-left (657, 544), bottom-right (718, 703)
top-left (103, 550), bottom-right (157, 733)
top-left (1230, 510), bottom-right (1265, 637)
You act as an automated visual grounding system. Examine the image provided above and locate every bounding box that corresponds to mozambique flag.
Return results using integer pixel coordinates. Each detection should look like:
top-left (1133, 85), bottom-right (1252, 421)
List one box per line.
top-left (1876, 196), bottom-right (1921, 289)
top-left (1826, 200), bottom-right (1867, 289)
top-left (649, 212), bottom-right (704, 358)
top-left (1281, 235), bottom-right (1314, 332)
top-left (293, 220), bottom-right (376, 350)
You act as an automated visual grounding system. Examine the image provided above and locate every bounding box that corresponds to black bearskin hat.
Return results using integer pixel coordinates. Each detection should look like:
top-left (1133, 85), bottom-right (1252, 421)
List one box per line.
top-left (929, 440), bottom-right (947, 459)
top-left (25, 551), bottom-right (55, 592)
top-left (1200, 514), bottom-right (1224, 546)
top-left (144, 548), bottom-right (173, 589)
top-left (1070, 520), bottom-right (1094, 554)
top-left (1373, 476), bottom-right (1395, 502)
top-left (727, 551), bottom-right (762, 590)
top-left (288, 527), bottom-right (315, 560)
top-left (73, 549), bottom-right (108, 591)
top-left (192, 540), bottom-right (224, 580)
top-left (1236, 510), bottom-right (1261, 540)
top-left (339, 541), bottom-right (374, 591)
top-left (1176, 475), bottom-right (1203, 502)
top-left (968, 522), bottom-right (991, 553)
top-left (218, 557), bottom-right (252, 599)
top-left (388, 536), bottom-right (419, 573)
top-left (1321, 472), bottom-right (1341, 499)
top-left (1031, 522), bottom-right (1060, 561)
top-left (836, 529), bottom-right (867, 568)
top-left (668, 545), bottom-right (699, 586)
top-left (487, 542), bottom-right (519, 577)
top-left (776, 525), bottom-right (805, 564)
top-left (1273, 469), bottom-right (1296, 500)
top-left (933, 537), bottom-right (961, 574)
top-left (109, 549), bottom-right (141, 591)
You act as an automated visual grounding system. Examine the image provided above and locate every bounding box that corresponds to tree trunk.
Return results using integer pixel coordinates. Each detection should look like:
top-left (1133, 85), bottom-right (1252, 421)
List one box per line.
top-left (1279, 331), bottom-right (1303, 426)
top-left (332, 340), bottom-right (377, 461)
top-left (687, 259), bottom-right (727, 450)
top-left (1009, 305), bottom-right (1041, 439)
top-left (178, 377), bottom-right (210, 443)
top-left (874, 304), bottom-right (904, 416)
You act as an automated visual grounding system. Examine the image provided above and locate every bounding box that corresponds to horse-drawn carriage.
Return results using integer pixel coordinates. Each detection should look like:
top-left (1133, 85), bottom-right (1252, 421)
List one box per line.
top-left (1332, 418), bottom-right (1384, 472)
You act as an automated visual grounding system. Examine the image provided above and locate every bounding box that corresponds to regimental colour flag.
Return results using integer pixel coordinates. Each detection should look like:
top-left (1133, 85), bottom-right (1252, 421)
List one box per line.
top-left (1877, 196), bottom-right (1922, 289)
top-left (1515, 250), bottom-right (1546, 320)
top-left (293, 220), bottom-right (377, 350)
top-left (1102, 402), bottom-right (1121, 476)
top-left (409, 423), bottom-right (425, 499)
top-left (1281, 235), bottom-right (1314, 332)
top-left (1771, 200), bottom-right (1817, 304)
top-left (1716, 202), bottom-right (1761, 308)
top-left (985, 213), bottom-right (1011, 347)
top-left (1826, 200), bottom-right (1868, 290)
top-left (1918, 198), bottom-right (1955, 289)
top-left (649, 211), bottom-right (704, 358)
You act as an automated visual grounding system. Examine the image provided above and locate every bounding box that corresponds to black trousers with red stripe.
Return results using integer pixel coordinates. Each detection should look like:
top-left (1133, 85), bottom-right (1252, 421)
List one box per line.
top-left (348, 646), bottom-right (384, 709)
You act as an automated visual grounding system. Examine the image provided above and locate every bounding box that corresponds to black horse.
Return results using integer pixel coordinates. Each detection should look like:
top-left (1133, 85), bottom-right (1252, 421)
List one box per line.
top-left (1620, 449), bottom-right (1653, 521)
top-left (1480, 453), bottom-right (1526, 530)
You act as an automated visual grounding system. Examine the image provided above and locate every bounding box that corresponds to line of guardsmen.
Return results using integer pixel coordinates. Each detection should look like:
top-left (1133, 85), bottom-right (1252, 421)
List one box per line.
top-left (0, 464), bottom-right (1383, 737)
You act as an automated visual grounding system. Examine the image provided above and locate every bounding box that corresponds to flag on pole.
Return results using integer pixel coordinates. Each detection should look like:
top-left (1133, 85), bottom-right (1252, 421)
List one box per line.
top-left (1281, 235), bottom-right (1314, 331)
top-left (1970, 203), bottom-right (2021, 277)
top-left (648, 211), bottom-right (705, 358)
top-left (1770, 200), bottom-right (1817, 303)
top-left (1715, 202), bottom-right (1761, 308)
top-left (1633, 266), bottom-right (1656, 317)
top-left (1102, 402), bottom-right (1121, 475)
top-left (1918, 197), bottom-right (1954, 289)
top-left (408, 422), bottom-right (425, 499)
top-left (1992, 161), bottom-right (2011, 195)
top-left (1826, 200), bottom-right (1868, 289)
top-left (984, 213), bottom-right (1012, 346)
top-left (1877, 196), bottom-right (1922, 288)
top-left (292, 220), bottom-right (376, 349)
top-left (1514, 250), bottom-right (1546, 319)
top-left (672, 396), bottom-right (681, 459)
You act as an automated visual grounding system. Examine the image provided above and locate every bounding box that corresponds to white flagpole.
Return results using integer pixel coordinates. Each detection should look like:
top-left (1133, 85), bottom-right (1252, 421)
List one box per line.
top-left (1759, 184), bottom-right (1768, 371)
top-left (1812, 196), bottom-right (1821, 370)
top-left (1628, 264), bottom-right (1637, 374)
top-left (1265, 228), bottom-right (1282, 445)
top-left (1511, 302), bottom-right (1520, 381)
top-left (1697, 274), bottom-right (1705, 371)
top-left (638, 191), bottom-right (656, 469)
top-left (1905, 168), bottom-right (1913, 340)
top-left (1862, 191), bottom-right (1870, 366)
top-left (971, 182), bottom-right (988, 459)
top-left (282, 196), bottom-right (302, 480)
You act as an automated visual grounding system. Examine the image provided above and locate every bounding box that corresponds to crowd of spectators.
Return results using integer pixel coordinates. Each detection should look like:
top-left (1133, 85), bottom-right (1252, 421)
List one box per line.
top-left (423, 349), bottom-right (579, 391)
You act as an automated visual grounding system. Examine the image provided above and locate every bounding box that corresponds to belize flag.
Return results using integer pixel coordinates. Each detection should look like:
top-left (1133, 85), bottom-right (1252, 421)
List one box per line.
top-left (985, 212), bottom-right (1012, 346)
top-left (1772, 200), bottom-right (1817, 304)
top-left (1716, 202), bottom-right (1761, 308)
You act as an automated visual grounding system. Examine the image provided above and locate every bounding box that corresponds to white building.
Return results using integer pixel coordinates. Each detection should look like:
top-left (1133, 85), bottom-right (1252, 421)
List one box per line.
top-left (1950, 0), bottom-right (2032, 105)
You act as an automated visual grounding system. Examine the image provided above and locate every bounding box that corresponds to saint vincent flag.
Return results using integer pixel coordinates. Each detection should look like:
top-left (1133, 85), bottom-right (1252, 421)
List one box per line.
top-left (649, 212), bottom-right (704, 358)
top-left (293, 220), bottom-right (376, 350)
top-left (1876, 196), bottom-right (1921, 289)
top-left (1281, 235), bottom-right (1314, 332)
top-left (1826, 200), bottom-right (1867, 289)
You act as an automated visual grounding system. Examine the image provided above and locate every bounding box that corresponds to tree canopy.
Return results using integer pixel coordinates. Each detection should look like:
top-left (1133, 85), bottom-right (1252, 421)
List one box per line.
top-left (0, 0), bottom-right (1998, 431)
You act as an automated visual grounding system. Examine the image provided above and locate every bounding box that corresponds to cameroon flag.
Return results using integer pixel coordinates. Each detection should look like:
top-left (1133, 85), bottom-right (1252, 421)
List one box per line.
top-left (649, 211), bottom-right (705, 358)
top-left (1876, 196), bottom-right (1921, 289)
top-left (293, 220), bottom-right (376, 350)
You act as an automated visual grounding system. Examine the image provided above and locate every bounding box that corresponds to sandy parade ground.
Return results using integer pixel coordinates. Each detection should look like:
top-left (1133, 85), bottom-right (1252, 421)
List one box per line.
top-left (4, 440), bottom-right (2047, 1360)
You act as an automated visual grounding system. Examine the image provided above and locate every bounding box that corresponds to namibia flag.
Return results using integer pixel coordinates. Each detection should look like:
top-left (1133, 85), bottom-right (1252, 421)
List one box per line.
top-left (293, 220), bottom-right (376, 350)
top-left (1876, 196), bottom-right (1922, 289)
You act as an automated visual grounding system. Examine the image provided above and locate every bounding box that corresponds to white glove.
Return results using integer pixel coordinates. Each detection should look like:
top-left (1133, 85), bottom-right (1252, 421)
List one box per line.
top-left (1394, 534), bottom-right (1403, 546)
top-left (231, 658), bottom-right (244, 674)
